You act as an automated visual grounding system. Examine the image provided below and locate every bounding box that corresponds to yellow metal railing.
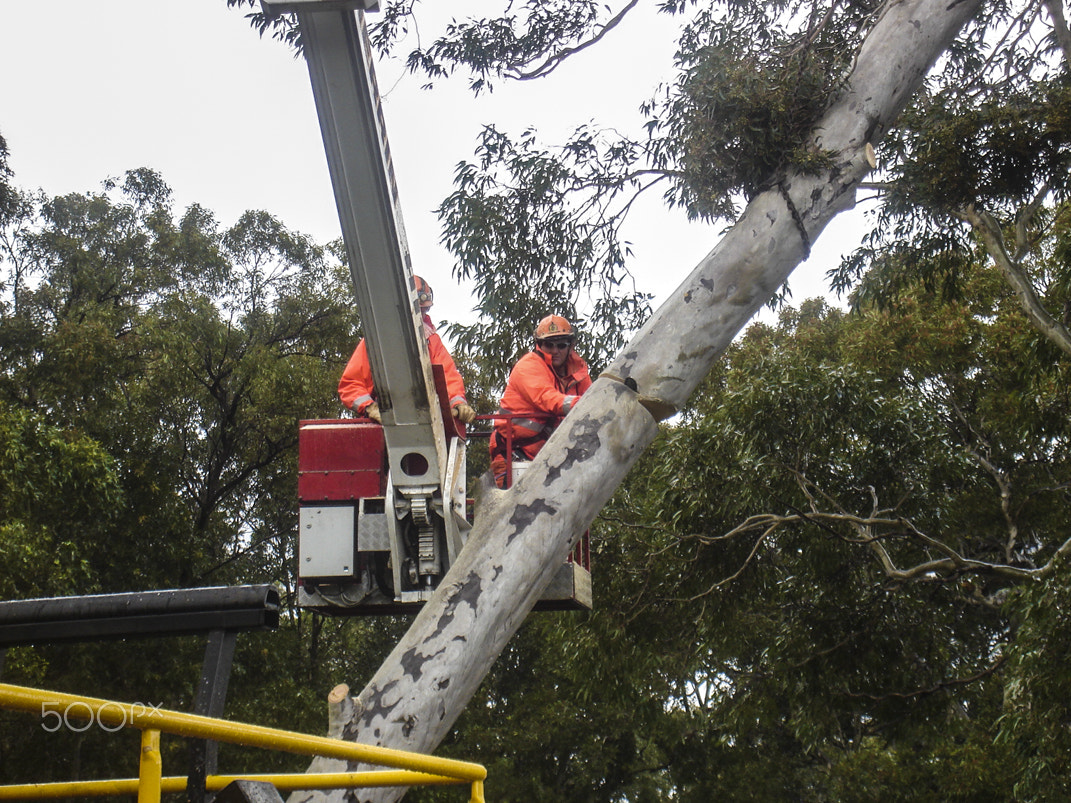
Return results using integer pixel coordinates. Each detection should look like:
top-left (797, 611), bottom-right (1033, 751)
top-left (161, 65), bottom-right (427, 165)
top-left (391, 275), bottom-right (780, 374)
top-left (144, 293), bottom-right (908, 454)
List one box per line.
top-left (0, 683), bottom-right (486, 802)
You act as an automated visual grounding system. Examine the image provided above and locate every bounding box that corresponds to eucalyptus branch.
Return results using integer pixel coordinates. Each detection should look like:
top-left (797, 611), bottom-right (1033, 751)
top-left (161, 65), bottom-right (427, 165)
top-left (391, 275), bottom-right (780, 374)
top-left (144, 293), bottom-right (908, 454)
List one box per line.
top-left (692, 513), bottom-right (790, 544)
top-left (866, 484), bottom-right (881, 518)
top-left (957, 203), bottom-right (1071, 358)
top-left (946, 396), bottom-right (991, 458)
top-left (842, 655), bottom-right (1007, 701)
top-left (791, 468), bottom-right (821, 510)
top-left (1045, 532), bottom-right (1071, 574)
top-left (1042, 0), bottom-right (1071, 63)
top-left (569, 172), bottom-right (671, 283)
top-left (965, 444), bottom-right (1020, 564)
top-left (1013, 178), bottom-right (1053, 260)
top-left (508, 0), bottom-right (640, 80)
top-left (685, 526), bottom-right (774, 600)
top-left (702, 504), bottom-right (1062, 586)
top-left (1000, 6), bottom-right (1049, 81)
top-left (961, 4), bottom-right (1046, 94)
top-left (783, 0), bottom-right (841, 60)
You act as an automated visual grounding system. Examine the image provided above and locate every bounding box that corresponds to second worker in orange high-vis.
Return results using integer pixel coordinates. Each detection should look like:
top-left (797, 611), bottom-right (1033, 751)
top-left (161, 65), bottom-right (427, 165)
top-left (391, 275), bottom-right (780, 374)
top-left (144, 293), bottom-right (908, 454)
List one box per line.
top-left (338, 276), bottom-right (476, 424)
top-left (489, 314), bottom-right (592, 488)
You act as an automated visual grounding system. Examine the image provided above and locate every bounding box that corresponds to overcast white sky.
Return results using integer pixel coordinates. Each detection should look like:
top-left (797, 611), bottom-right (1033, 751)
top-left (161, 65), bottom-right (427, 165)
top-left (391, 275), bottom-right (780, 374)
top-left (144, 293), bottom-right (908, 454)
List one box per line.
top-left (1, 0), bottom-right (863, 331)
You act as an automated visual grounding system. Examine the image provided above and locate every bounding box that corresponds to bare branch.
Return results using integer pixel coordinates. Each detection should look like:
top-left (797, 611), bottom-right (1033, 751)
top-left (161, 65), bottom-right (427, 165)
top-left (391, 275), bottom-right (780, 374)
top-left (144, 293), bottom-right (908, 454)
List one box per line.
top-left (965, 445), bottom-right (1021, 564)
top-left (508, 0), bottom-right (640, 81)
top-left (689, 500), bottom-right (1067, 594)
top-left (1042, 0), bottom-right (1071, 64)
top-left (957, 203), bottom-right (1071, 358)
top-left (685, 526), bottom-right (776, 600)
top-left (842, 655), bottom-right (1007, 701)
top-left (1013, 179), bottom-right (1054, 259)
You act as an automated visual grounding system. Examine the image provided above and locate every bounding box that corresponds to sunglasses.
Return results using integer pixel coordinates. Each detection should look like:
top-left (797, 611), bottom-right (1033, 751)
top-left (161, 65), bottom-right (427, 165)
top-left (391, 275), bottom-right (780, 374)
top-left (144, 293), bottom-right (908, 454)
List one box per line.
top-left (539, 340), bottom-right (573, 351)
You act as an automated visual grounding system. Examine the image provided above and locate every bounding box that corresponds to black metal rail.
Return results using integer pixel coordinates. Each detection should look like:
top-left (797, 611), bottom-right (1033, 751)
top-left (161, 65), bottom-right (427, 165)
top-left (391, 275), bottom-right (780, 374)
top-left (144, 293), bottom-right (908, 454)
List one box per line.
top-left (0, 584), bottom-right (281, 803)
top-left (0, 585), bottom-right (279, 647)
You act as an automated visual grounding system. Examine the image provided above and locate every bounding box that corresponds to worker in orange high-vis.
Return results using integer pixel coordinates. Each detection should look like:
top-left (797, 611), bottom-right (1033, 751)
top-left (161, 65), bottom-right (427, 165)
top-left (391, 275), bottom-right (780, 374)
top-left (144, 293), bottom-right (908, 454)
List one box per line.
top-left (490, 314), bottom-right (592, 488)
top-left (338, 276), bottom-right (476, 424)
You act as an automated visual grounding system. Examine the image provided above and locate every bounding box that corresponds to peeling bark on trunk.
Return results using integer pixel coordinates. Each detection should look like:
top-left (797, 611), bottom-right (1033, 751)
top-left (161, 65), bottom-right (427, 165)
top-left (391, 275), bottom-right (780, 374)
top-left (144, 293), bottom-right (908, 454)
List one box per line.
top-left (289, 0), bottom-right (984, 800)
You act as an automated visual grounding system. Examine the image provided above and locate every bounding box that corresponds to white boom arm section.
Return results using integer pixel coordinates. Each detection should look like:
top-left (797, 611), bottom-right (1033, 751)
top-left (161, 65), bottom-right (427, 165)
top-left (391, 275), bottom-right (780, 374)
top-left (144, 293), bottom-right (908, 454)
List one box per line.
top-left (265, 0), bottom-right (464, 603)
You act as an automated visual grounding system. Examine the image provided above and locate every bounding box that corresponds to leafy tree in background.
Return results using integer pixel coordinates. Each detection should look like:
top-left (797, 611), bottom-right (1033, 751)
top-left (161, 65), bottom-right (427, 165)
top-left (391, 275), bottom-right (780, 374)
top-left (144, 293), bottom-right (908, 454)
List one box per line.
top-left (398, 265), bottom-right (1066, 800)
top-left (0, 168), bottom-right (353, 591)
top-left (591, 283), bottom-right (1066, 799)
top-left (0, 406), bottom-right (121, 602)
top-left (0, 166), bottom-right (393, 785)
top-left (838, 5), bottom-right (1071, 358)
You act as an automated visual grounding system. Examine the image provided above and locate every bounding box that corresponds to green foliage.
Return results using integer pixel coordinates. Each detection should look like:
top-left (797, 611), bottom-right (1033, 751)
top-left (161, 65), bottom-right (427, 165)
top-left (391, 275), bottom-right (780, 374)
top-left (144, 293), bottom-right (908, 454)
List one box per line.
top-left (892, 78), bottom-right (1071, 216)
top-left (653, 0), bottom-right (868, 218)
top-left (563, 287), bottom-right (1068, 798)
top-left (998, 565), bottom-right (1071, 801)
top-left (440, 124), bottom-right (652, 375)
top-left (0, 166), bottom-right (365, 785)
top-left (832, 5), bottom-right (1071, 323)
top-left (231, 0), bottom-right (644, 93)
top-left (0, 130), bottom-right (16, 222)
top-left (0, 168), bottom-right (356, 590)
top-left (0, 405), bottom-right (121, 599)
top-left (394, 0), bottom-right (612, 92)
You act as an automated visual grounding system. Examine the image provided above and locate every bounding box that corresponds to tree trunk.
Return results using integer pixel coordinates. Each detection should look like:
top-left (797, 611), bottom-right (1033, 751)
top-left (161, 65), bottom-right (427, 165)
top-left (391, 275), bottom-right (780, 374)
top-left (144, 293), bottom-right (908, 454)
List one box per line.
top-left (289, 0), bottom-right (984, 800)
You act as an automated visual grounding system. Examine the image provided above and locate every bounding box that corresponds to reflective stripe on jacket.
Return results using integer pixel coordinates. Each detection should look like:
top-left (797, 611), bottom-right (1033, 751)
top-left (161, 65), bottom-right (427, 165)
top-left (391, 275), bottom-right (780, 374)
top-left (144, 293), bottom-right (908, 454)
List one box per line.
top-left (337, 316), bottom-right (467, 412)
top-left (490, 347), bottom-right (592, 462)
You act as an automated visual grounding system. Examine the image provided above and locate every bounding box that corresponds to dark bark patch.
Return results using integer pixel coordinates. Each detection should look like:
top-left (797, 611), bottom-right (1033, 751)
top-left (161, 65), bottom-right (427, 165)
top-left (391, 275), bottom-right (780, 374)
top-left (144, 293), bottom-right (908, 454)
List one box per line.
top-left (358, 679), bottom-right (400, 729)
top-left (430, 601), bottom-right (457, 641)
top-left (544, 411), bottom-right (613, 483)
top-left (430, 570), bottom-right (483, 640)
top-left (401, 643), bottom-right (447, 682)
top-left (700, 277), bottom-right (714, 292)
top-left (507, 498), bottom-right (559, 543)
top-left (451, 569), bottom-right (483, 612)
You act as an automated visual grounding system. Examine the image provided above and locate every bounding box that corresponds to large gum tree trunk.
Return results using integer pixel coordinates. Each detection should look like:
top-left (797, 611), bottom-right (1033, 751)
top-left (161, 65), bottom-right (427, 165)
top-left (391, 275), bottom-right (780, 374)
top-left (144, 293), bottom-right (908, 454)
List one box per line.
top-left (291, 0), bottom-right (984, 799)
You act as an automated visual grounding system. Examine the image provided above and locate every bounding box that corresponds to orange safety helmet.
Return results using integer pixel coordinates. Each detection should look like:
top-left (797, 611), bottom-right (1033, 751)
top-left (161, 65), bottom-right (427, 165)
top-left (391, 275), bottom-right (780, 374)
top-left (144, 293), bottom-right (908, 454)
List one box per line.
top-left (533, 314), bottom-right (574, 341)
top-left (414, 276), bottom-right (434, 311)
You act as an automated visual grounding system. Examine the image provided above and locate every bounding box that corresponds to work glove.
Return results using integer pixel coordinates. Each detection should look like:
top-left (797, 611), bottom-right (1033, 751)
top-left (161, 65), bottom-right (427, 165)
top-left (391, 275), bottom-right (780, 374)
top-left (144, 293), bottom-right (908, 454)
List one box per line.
top-left (452, 402), bottom-right (476, 424)
top-left (363, 402), bottom-right (381, 423)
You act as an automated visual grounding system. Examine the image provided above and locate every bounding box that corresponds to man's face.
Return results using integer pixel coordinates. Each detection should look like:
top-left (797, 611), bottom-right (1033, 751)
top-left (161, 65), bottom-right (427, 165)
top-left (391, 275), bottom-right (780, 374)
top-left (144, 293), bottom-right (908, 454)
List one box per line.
top-left (540, 338), bottom-right (572, 369)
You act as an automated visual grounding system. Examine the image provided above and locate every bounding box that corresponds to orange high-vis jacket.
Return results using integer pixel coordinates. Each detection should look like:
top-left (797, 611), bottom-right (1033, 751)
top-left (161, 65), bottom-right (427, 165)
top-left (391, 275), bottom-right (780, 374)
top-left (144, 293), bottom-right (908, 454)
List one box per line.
top-left (338, 316), bottom-right (467, 413)
top-left (490, 346), bottom-right (592, 468)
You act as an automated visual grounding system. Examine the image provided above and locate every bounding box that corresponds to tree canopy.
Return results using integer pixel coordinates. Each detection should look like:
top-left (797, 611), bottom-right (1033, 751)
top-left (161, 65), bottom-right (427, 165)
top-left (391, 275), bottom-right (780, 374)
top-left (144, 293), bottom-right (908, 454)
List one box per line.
top-left (1, 0), bottom-right (1070, 798)
top-left (0, 166), bottom-right (390, 783)
top-left (235, 0), bottom-right (1071, 371)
